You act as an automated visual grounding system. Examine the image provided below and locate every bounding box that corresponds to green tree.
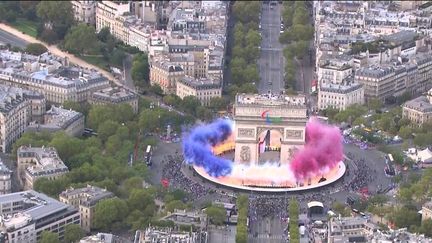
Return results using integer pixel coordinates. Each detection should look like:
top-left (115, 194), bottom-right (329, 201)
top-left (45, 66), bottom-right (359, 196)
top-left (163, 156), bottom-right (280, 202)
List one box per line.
top-left (139, 109), bottom-right (160, 132)
top-left (420, 219), bottom-right (432, 237)
top-left (97, 27), bottom-right (112, 42)
top-left (49, 132), bottom-right (83, 167)
top-left (128, 189), bottom-right (154, 211)
top-left (149, 84), bottom-right (163, 96)
top-left (36, 1), bottom-right (74, 42)
top-left (64, 224), bottom-right (85, 243)
top-left (293, 40), bottom-right (309, 58)
top-left (196, 106), bottom-right (213, 121)
top-left (165, 200), bottom-right (186, 213)
top-left (163, 94), bottom-right (182, 108)
top-left (209, 97), bottom-right (228, 111)
top-left (181, 96), bottom-right (201, 115)
top-left (40, 231), bottom-right (60, 243)
top-left (399, 126), bottom-right (412, 139)
top-left (97, 120), bottom-right (120, 142)
top-left (368, 98), bottom-right (383, 111)
top-left (105, 135), bottom-right (122, 155)
top-left (64, 24), bottom-right (100, 55)
top-left (34, 177), bottom-right (70, 198)
top-left (0, 2), bottom-right (20, 23)
top-left (123, 176), bottom-right (144, 195)
top-left (88, 105), bottom-right (115, 129)
top-left (331, 202), bottom-right (350, 217)
top-left (93, 198), bottom-right (129, 231)
top-left (109, 49), bottom-right (126, 68)
top-left (25, 43), bottom-right (47, 55)
top-left (245, 29), bottom-right (261, 47)
top-left (131, 53), bottom-right (149, 88)
top-left (205, 205), bottom-right (226, 225)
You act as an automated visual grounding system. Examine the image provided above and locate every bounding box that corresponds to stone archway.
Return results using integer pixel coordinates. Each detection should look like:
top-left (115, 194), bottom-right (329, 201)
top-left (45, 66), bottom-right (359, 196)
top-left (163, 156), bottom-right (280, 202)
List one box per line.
top-left (233, 94), bottom-right (308, 166)
top-left (257, 129), bottom-right (283, 164)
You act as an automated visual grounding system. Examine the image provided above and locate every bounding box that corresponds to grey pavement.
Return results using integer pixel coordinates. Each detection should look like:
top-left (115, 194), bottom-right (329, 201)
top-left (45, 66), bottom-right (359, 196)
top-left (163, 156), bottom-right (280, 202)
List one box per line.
top-left (208, 225), bottom-right (236, 243)
top-left (0, 29), bottom-right (28, 49)
top-left (258, 3), bottom-right (284, 94)
top-left (249, 216), bottom-right (286, 243)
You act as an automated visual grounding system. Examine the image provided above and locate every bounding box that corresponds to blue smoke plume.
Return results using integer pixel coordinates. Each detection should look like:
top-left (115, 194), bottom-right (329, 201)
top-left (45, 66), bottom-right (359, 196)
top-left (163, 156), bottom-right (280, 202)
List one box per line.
top-left (182, 119), bottom-right (233, 177)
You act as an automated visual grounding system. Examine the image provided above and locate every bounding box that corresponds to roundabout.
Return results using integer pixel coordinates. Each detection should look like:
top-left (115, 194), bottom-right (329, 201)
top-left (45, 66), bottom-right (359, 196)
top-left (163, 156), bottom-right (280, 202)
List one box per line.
top-left (182, 94), bottom-right (346, 193)
top-left (193, 161), bottom-right (346, 192)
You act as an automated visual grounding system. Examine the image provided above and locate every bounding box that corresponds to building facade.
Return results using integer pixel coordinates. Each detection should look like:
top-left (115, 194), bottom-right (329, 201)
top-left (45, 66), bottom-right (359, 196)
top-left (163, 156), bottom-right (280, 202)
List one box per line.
top-left (26, 106), bottom-right (85, 137)
top-left (150, 61), bottom-right (184, 94)
top-left (95, 1), bottom-right (130, 33)
top-left (90, 87), bottom-right (139, 114)
top-left (402, 88), bottom-right (432, 126)
top-left (176, 76), bottom-right (222, 106)
top-left (0, 86), bottom-right (30, 153)
top-left (71, 1), bottom-right (96, 25)
top-left (17, 146), bottom-right (69, 190)
top-left (59, 185), bottom-right (114, 232)
top-left (0, 51), bottom-right (110, 105)
top-left (0, 160), bottom-right (11, 195)
top-left (318, 82), bottom-right (364, 110)
top-left (0, 190), bottom-right (80, 243)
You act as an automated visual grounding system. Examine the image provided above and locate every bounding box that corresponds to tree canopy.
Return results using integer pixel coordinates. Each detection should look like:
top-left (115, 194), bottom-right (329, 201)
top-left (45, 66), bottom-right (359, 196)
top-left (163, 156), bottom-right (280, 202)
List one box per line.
top-left (40, 231), bottom-right (60, 243)
top-left (64, 24), bottom-right (100, 55)
top-left (64, 224), bottom-right (85, 243)
top-left (205, 205), bottom-right (226, 225)
top-left (25, 43), bottom-right (48, 55)
top-left (131, 53), bottom-right (150, 88)
top-left (36, 1), bottom-right (74, 43)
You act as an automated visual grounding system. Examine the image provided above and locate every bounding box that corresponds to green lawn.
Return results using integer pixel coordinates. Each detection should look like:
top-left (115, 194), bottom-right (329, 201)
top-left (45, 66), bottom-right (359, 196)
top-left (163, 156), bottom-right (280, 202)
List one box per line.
top-left (79, 55), bottom-right (110, 71)
top-left (10, 18), bottom-right (38, 38)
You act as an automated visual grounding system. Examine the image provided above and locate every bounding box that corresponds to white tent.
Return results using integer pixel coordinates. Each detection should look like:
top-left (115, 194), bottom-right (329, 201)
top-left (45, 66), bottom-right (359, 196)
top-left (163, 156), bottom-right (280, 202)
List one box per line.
top-left (418, 148), bottom-right (432, 163)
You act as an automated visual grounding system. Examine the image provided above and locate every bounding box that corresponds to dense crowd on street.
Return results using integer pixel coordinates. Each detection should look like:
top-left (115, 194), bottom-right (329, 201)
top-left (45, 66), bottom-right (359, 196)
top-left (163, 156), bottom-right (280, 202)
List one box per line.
top-left (161, 154), bottom-right (210, 200)
top-left (345, 152), bottom-right (374, 192)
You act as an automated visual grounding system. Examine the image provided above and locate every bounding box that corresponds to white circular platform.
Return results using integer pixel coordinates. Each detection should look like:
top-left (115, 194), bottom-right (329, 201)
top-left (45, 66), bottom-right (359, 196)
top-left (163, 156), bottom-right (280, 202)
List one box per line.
top-left (193, 161), bottom-right (346, 193)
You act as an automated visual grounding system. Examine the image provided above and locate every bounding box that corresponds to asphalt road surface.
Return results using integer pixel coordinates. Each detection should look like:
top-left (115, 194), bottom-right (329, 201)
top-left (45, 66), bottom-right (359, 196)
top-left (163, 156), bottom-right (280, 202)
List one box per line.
top-left (258, 2), bottom-right (284, 94)
top-left (249, 216), bottom-right (286, 243)
top-left (0, 29), bottom-right (28, 48)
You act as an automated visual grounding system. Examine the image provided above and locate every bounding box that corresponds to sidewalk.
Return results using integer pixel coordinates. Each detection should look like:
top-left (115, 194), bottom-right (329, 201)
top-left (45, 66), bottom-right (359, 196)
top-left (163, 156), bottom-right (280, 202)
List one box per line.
top-left (0, 23), bottom-right (124, 89)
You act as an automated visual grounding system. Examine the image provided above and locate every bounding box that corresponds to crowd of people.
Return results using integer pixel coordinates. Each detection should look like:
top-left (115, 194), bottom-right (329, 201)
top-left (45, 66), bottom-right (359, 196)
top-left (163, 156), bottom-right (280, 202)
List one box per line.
top-left (345, 152), bottom-right (373, 192)
top-left (161, 154), bottom-right (210, 200)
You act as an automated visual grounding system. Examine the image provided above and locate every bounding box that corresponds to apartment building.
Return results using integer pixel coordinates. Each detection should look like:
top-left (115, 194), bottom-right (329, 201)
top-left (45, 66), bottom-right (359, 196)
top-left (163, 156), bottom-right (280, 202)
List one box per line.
top-left (150, 60), bottom-right (184, 94)
top-left (0, 161), bottom-right (11, 195)
top-left (0, 86), bottom-right (31, 153)
top-left (71, 1), bottom-right (96, 25)
top-left (59, 185), bottom-right (114, 232)
top-left (318, 55), bottom-right (354, 85)
top-left (135, 227), bottom-right (208, 243)
top-left (17, 146), bottom-right (69, 190)
top-left (355, 51), bottom-right (432, 102)
top-left (176, 76), bottom-right (222, 106)
top-left (26, 105), bottom-right (85, 137)
top-left (95, 1), bottom-right (130, 33)
top-left (128, 24), bottom-right (153, 53)
top-left (90, 86), bottom-right (139, 114)
top-left (328, 216), bottom-right (377, 243)
top-left (402, 88), bottom-right (432, 126)
top-left (318, 81), bottom-right (364, 110)
top-left (80, 233), bottom-right (130, 243)
top-left (0, 51), bottom-right (110, 105)
top-left (0, 190), bottom-right (80, 243)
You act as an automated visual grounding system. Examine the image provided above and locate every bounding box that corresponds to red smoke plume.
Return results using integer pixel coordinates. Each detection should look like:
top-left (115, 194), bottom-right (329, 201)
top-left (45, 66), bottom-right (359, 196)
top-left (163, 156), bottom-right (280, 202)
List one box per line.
top-left (290, 118), bottom-right (343, 180)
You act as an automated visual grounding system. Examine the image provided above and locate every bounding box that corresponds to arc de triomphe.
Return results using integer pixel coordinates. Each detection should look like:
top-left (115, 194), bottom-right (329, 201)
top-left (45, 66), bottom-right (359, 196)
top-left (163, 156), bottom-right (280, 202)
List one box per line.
top-left (233, 94), bottom-right (308, 165)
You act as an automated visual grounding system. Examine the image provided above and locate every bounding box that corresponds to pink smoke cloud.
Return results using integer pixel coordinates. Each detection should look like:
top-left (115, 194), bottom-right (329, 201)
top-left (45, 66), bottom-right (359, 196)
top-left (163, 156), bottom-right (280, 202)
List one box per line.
top-left (290, 118), bottom-right (343, 181)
